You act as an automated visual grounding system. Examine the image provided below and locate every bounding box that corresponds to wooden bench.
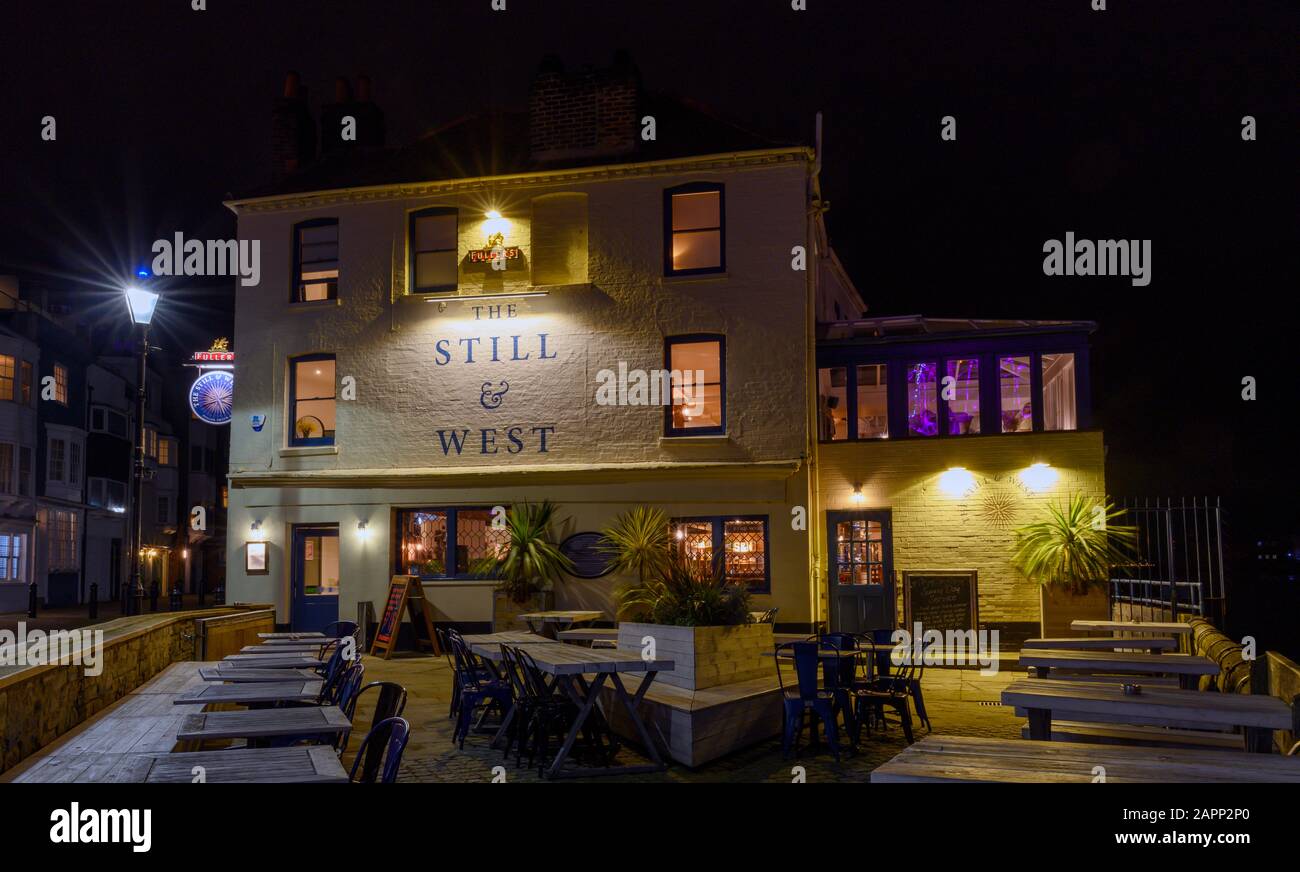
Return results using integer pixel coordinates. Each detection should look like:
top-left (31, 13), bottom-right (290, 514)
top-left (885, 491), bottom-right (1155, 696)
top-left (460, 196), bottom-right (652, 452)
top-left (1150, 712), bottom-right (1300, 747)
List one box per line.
top-left (1023, 636), bottom-right (1177, 652)
top-left (556, 628), bottom-right (619, 648)
top-left (1019, 719), bottom-right (1245, 751)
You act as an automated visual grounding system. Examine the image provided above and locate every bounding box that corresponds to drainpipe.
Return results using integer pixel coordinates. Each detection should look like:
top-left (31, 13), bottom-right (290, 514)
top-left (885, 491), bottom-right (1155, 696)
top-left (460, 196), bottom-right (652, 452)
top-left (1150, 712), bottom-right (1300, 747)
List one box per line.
top-left (79, 382), bottom-right (92, 605)
top-left (804, 112), bottom-right (824, 631)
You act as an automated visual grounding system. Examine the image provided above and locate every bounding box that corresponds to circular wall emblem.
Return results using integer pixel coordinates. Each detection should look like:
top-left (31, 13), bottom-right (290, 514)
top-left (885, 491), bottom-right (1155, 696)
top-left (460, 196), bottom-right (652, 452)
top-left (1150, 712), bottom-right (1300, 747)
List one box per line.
top-left (559, 532), bottom-right (616, 579)
top-left (189, 370), bottom-right (234, 425)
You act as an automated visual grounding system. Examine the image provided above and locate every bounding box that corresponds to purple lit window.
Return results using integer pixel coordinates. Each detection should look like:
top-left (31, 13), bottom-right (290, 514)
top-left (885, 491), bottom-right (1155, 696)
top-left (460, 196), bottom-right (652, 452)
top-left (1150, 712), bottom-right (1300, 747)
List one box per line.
top-left (907, 362), bottom-right (938, 437)
top-left (1000, 356), bottom-right (1033, 432)
top-left (945, 359), bottom-right (980, 435)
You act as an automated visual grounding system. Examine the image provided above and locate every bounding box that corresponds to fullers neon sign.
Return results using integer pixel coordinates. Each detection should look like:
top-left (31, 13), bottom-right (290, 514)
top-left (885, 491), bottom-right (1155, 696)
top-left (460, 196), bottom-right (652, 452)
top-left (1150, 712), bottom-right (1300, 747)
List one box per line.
top-left (468, 246), bottom-right (521, 264)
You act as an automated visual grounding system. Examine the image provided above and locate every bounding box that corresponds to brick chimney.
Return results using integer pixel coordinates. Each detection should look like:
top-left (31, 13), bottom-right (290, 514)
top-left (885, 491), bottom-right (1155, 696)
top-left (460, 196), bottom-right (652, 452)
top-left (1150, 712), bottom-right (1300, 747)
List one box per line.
top-left (529, 52), bottom-right (640, 162)
top-left (320, 75), bottom-right (386, 156)
top-left (271, 71), bottom-right (317, 183)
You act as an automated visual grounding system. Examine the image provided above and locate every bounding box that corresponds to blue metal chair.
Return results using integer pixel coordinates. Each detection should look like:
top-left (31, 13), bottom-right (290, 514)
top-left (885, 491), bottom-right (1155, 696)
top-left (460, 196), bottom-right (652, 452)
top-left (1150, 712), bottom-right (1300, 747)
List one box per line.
top-left (340, 681), bottom-right (407, 753)
top-left (449, 632), bottom-right (510, 749)
top-left (349, 717), bottom-right (411, 784)
top-left (775, 641), bottom-right (841, 762)
top-left (324, 620), bottom-right (359, 640)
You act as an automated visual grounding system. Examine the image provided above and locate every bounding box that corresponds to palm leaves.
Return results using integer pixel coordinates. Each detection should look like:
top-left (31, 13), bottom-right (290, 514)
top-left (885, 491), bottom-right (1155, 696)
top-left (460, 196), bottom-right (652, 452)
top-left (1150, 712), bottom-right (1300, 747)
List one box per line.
top-left (616, 552), bottom-right (752, 627)
top-left (471, 500), bottom-right (575, 604)
top-left (598, 506), bottom-right (672, 587)
top-left (1011, 493), bottom-right (1138, 594)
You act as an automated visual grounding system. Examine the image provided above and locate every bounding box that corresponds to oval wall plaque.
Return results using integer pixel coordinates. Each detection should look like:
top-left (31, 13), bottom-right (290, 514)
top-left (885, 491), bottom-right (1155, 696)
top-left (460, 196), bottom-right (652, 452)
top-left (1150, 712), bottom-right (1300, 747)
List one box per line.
top-left (559, 532), bottom-right (615, 579)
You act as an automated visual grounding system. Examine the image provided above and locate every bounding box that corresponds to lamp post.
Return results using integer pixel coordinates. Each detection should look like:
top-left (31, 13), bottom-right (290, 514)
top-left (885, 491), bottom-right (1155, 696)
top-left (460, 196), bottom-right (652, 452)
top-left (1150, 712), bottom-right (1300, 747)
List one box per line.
top-left (123, 281), bottom-right (160, 616)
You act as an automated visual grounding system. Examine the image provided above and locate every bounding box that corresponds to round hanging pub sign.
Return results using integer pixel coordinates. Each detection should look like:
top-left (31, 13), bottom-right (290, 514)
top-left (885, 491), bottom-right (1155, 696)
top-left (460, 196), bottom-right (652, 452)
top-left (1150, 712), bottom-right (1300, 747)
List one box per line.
top-left (189, 370), bottom-right (234, 425)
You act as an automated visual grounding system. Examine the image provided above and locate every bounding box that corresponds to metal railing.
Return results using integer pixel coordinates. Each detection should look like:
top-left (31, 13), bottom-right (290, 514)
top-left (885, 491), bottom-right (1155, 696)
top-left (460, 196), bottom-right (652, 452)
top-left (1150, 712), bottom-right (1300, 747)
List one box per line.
top-left (1109, 496), bottom-right (1226, 624)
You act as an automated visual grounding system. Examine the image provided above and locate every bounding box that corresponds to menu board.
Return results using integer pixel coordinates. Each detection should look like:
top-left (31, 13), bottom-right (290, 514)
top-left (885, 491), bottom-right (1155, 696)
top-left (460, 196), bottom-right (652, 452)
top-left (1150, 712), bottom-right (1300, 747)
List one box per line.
top-left (903, 570), bottom-right (979, 634)
top-left (370, 575), bottom-right (441, 659)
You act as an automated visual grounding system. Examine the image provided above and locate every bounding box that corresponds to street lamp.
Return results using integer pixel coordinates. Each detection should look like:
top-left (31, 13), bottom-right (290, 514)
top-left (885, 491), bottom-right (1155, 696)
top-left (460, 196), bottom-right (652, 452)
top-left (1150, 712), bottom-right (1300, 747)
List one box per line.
top-left (123, 279), bottom-right (160, 616)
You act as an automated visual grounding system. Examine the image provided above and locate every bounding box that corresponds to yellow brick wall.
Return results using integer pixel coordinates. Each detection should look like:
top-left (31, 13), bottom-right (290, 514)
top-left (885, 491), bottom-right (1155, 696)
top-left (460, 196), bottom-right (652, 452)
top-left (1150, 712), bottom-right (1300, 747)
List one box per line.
top-left (815, 430), bottom-right (1106, 626)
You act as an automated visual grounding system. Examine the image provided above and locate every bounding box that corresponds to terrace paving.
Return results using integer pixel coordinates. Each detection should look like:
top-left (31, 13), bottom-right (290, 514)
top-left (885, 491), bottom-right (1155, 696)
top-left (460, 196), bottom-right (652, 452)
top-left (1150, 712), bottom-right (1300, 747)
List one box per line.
top-left (356, 654), bottom-right (1024, 783)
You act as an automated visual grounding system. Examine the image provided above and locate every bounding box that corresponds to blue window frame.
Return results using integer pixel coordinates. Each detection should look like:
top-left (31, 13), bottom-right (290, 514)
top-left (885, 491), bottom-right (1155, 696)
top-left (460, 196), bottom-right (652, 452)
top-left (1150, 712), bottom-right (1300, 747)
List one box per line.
top-left (670, 515), bottom-right (771, 593)
top-left (288, 353), bottom-right (336, 446)
top-left (664, 334), bottom-right (726, 436)
top-left (394, 506), bottom-right (509, 580)
top-left (292, 218), bottom-right (339, 302)
top-left (408, 207), bottom-right (459, 294)
top-left (664, 182), bottom-right (725, 276)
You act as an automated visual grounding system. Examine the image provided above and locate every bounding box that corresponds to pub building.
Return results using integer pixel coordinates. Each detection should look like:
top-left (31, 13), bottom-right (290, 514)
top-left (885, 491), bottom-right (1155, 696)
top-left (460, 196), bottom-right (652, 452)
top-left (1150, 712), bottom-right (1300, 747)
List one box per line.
top-left (224, 61), bottom-right (1104, 643)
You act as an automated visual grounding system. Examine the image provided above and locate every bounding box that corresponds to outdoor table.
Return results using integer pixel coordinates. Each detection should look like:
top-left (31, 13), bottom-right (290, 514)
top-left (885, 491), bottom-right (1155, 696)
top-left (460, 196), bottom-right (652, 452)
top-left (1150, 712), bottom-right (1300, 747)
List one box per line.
top-left (870, 735), bottom-right (1300, 783)
top-left (258, 637), bottom-right (331, 647)
top-left (174, 680), bottom-right (323, 706)
top-left (1001, 677), bottom-right (1297, 752)
top-left (1072, 620), bottom-right (1193, 652)
top-left (462, 631), bottom-right (553, 655)
top-left (222, 654), bottom-right (326, 668)
top-left (517, 610), bottom-right (603, 639)
top-left (132, 746), bottom-right (348, 783)
top-left (557, 628), bottom-right (619, 644)
top-left (199, 666), bottom-right (320, 683)
top-left (521, 644), bottom-right (674, 779)
top-left (1018, 648), bottom-right (1219, 689)
top-left (239, 643), bottom-right (324, 654)
top-left (257, 632), bottom-right (326, 640)
top-left (177, 706), bottom-right (351, 743)
top-left (1023, 636), bottom-right (1178, 652)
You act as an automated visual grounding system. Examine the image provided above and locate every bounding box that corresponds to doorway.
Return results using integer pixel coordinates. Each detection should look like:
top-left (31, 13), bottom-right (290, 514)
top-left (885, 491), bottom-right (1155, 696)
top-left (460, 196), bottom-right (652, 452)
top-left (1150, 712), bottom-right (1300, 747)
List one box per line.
top-left (827, 510), bottom-right (895, 634)
top-left (291, 525), bottom-right (340, 632)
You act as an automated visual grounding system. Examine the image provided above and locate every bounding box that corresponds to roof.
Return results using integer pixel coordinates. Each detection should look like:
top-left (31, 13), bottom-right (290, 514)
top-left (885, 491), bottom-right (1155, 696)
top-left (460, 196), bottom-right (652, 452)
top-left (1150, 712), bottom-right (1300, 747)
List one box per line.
top-left (819, 314), bottom-right (1097, 344)
top-left (234, 93), bottom-right (799, 202)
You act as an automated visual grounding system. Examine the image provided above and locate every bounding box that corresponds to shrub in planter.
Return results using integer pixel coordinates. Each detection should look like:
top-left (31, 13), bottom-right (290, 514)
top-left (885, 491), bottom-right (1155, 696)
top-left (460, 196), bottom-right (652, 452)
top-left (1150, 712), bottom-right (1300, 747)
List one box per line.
top-left (471, 500), bottom-right (574, 605)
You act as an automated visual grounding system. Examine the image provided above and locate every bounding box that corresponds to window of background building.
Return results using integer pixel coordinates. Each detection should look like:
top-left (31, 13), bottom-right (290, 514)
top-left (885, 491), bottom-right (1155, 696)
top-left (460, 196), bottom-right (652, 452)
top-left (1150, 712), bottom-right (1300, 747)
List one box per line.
top-left (290, 355), bottom-right (336, 446)
top-left (665, 183), bottom-right (724, 275)
top-left (18, 447), bottom-right (31, 496)
top-left (1000, 355), bottom-right (1033, 432)
top-left (907, 362), bottom-right (938, 436)
top-left (669, 516), bottom-right (770, 592)
top-left (945, 358), bottom-right (980, 435)
top-left (69, 442), bottom-right (81, 486)
top-left (0, 355), bottom-right (14, 401)
top-left (1042, 352), bottom-right (1077, 431)
top-left (0, 443), bottom-right (13, 493)
top-left (818, 367), bottom-right (848, 441)
top-left (0, 533), bottom-right (26, 581)
top-left (293, 219), bottom-right (339, 302)
top-left (157, 496), bottom-right (170, 524)
top-left (409, 208), bottom-right (458, 293)
top-left (48, 438), bottom-right (65, 482)
top-left (53, 364), bottom-right (67, 405)
top-left (145, 427), bottom-right (157, 459)
top-left (20, 361), bottom-right (31, 405)
top-left (47, 509), bottom-right (78, 571)
top-left (856, 364), bottom-right (889, 439)
top-left (158, 438), bottom-right (172, 466)
top-left (665, 336), bottom-right (724, 436)
top-left (531, 193), bottom-right (589, 285)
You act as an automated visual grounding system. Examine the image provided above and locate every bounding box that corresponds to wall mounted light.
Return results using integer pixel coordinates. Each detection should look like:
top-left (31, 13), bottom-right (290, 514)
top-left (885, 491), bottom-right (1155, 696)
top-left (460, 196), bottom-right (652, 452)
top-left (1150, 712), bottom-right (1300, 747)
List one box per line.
top-left (937, 466), bottom-right (976, 497)
top-left (250, 521), bottom-right (264, 541)
top-left (182, 548), bottom-right (189, 559)
top-left (1019, 462), bottom-right (1059, 492)
top-left (483, 209), bottom-right (510, 245)
top-left (850, 486), bottom-right (866, 504)
top-left (357, 520), bottom-right (370, 541)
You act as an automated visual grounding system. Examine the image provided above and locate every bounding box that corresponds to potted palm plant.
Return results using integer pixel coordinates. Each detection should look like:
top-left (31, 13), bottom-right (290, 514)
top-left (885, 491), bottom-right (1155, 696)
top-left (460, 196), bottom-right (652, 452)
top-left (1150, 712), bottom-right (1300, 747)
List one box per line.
top-left (472, 500), bottom-right (575, 630)
top-left (603, 507), bottom-right (767, 691)
top-left (1011, 493), bottom-right (1138, 637)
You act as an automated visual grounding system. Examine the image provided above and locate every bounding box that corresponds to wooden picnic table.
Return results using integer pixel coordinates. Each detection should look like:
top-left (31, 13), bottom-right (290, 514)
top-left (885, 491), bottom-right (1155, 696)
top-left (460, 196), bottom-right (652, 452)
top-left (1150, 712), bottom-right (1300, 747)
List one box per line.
top-left (174, 680), bottom-right (323, 706)
top-left (516, 644), bottom-right (674, 779)
top-left (239, 643), bottom-right (324, 654)
top-left (1072, 620), bottom-right (1192, 635)
top-left (177, 706), bottom-right (351, 742)
top-left (139, 746), bottom-right (348, 783)
top-left (517, 610), bottom-right (603, 639)
top-left (557, 627), bottom-right (618, 642)
top-left (1018, 648), bottom-right (1219, 689)
top-left (870, 735), bottom-right (1300, 783)
top-left (464, 632), bottom-right (561, 663)
top-left (199, 666), bottom-right (320, 683)
top-left (257, 632), bottom-right (326, 641)
top-left (258, 637), bottom-right (331, 647)
top-left (1002, 677), bottom-right (1296, 752)
top-left (222, 654), bottom-right (326, 668)
top-left (1023, 636), bottom-right (1178, 652)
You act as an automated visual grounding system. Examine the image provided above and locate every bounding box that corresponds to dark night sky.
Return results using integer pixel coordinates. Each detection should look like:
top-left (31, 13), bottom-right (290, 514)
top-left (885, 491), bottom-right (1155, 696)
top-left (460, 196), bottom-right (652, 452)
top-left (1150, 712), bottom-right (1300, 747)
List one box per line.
top-left (1, 0), bottom-right (1295, 531)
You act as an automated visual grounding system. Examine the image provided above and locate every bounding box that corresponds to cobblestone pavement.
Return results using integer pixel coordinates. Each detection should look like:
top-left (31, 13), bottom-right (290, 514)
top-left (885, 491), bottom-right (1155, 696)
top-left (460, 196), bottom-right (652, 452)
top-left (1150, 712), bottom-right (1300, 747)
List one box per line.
top-left (351, 654), bottom-right (1023, 783)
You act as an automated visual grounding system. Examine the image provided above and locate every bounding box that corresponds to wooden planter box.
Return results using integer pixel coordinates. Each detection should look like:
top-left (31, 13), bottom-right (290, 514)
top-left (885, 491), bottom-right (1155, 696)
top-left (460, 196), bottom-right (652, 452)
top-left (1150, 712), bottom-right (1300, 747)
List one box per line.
top-left (1039, 584), bottom-right (1110, 637)
top-left (617, 623), bottom-right (773, 690)
top-left (492, 590), bottom-right (554, 632)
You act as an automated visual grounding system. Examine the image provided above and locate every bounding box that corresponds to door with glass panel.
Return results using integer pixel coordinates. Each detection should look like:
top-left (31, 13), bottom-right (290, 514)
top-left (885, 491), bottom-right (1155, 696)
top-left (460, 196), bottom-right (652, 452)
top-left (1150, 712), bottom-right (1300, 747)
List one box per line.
top-left (827, 511), bottom-right (894, 634)
top-left (291, 525), bottom-right (340, 632)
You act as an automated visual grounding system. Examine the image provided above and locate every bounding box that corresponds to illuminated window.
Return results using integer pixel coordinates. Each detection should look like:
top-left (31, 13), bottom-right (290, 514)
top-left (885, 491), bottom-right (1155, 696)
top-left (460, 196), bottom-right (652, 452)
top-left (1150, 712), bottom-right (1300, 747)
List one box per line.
top-left (395, 507), bottom-right (509, 579)
top-left (293, 219), bottom-right (339, 302)
top-left (665, 183), bottom-right (724, 275)
top-left (1042, 353), bottom-right (1077, 431)
top-left (906, 362), bottom-right (938, 437)
top-left (0, 532), bottom-right (26, 581)
top-left (289, 354), bottom-right (336, 446)
top-left (669, 516), bottom-right (770, 592)
top-left (818, 367), bottom-right (848, 441)
top-left (945, 358), bottom-right (980, 435)
top-left (665, 335), bottom-right (724, 435)
top-left (0, 355), bottom-right (14, 401)
top-left (221, 486), bottom-right (228, 508)
top-left (855, 364), bottom-right (889, 439)
top-left (53, 364), bottom-right (68, 405)
top-left (1000, 355), bottom-right (1033, 432)
top-left (409, 208), bottom-right (458, 293)
top-left (158, 438), bottom-right (172, 467)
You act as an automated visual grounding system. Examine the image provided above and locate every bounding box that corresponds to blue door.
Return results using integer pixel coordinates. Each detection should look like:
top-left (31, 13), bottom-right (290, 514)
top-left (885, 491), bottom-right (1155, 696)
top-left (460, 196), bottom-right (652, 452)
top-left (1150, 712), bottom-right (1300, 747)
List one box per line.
top-left (827, 510), bottom-right (895, 634)
top-left (291, 526), bottom-right (339, 633)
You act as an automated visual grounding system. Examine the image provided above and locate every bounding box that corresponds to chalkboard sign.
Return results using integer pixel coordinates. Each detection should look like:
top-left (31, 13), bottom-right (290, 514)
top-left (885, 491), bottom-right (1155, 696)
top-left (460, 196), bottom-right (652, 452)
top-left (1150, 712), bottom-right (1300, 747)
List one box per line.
top-left (559, 532), bottom-right (615, 579)
top-left (902, 570), bottom-right (979, 634)
top-left (370, 575), bottom-right (441, 659)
